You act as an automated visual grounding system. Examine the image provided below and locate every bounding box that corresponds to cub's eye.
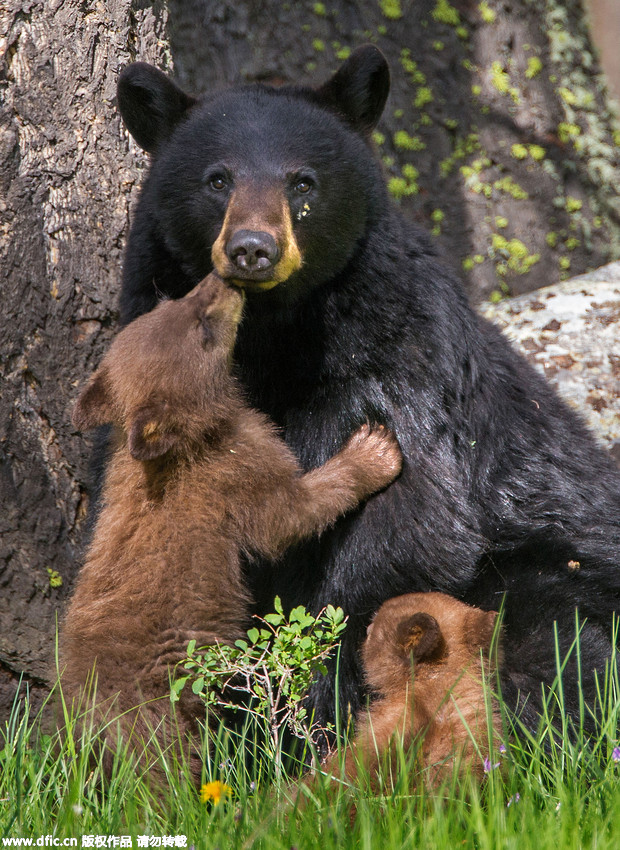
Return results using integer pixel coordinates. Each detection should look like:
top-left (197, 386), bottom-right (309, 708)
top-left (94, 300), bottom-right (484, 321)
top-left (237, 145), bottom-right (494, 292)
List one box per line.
top-left (198, 315), bottom-right (214, 346)
top-left (295, 178), bottom-right (313, 194)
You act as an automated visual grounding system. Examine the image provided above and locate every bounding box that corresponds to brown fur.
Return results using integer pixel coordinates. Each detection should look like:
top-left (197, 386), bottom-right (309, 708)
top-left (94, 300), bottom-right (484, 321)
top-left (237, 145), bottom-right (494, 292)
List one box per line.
top-left (319, 592), bottom-right (501, 792)
top-left (61, 273), bottom-right (401, 782)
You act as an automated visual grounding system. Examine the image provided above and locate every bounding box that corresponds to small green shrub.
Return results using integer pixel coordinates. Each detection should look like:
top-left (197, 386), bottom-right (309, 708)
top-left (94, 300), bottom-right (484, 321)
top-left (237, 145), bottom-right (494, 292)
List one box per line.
top-left (172, 598), bottom-right (347, 774)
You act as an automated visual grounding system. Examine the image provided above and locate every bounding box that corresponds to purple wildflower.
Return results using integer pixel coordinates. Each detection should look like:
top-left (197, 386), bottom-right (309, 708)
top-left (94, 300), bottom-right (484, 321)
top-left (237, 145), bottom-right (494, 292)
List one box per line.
top-left (507, 793), bottom-right (520, 808)
top-left (612, 746), bottom-right (620, 763)
top-left (499, 743), bottom-right (507, 755)
top-left (483, 756), bottom-right (500, 774)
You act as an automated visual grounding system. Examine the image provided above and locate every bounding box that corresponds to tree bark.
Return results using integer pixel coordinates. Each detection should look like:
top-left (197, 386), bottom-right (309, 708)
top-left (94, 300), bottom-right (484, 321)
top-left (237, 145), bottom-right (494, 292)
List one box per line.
top-left (0, 0), bottom-right (168, 717)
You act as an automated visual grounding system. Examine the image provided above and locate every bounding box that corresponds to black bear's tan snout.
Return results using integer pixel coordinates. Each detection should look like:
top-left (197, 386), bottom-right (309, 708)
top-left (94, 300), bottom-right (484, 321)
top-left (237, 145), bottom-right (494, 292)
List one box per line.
top-left (226, 230), bottom-right (281, 277)
top-left (211, 183), bottom-right (302, 291)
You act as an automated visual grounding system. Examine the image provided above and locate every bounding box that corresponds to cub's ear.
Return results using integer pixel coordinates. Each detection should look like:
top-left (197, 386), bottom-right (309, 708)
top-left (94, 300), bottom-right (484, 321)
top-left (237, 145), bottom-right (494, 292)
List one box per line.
top-left (117, 63), bottom-right (197, 154)
top-left (396, 612), bottom-right (444, 663)
top-left (317, 44), bottom-right (390, 134)
top-left (72, 370), bottom-right (114, 431)
top-left (466, 609), bottom-right (499, 652)
top-left (128, 402), bottom-right (178, 461)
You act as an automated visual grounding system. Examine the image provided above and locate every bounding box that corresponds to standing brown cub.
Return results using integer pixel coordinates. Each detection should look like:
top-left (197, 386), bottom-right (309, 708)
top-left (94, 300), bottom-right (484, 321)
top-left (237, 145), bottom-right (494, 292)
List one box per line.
top-left (320, 592), bottom-right (501, 791)
top-left (61, 273), bottom-right (401, 781)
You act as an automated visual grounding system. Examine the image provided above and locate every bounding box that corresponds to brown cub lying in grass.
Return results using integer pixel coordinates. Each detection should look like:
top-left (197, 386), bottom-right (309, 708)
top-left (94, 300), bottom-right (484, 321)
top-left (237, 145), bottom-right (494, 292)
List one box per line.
top-left (61, 273), bottom-right (402, 781)
top-left (320, 592), bottom-right (501, 792)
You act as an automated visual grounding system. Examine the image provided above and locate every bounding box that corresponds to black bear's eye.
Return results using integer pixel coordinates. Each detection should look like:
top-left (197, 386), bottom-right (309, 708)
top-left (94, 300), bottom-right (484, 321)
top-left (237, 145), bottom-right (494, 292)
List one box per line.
top-left (208, 174), bottom-right (228, 192)
top-left (203, 167), bottom-right (231, 192)
top-left (295, 178), bottom-right (313, 194)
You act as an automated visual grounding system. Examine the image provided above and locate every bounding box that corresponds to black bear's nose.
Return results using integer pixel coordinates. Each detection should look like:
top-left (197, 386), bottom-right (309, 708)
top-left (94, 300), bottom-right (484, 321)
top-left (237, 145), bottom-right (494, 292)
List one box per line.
top-left (226, 230), bottom-right (280, 273)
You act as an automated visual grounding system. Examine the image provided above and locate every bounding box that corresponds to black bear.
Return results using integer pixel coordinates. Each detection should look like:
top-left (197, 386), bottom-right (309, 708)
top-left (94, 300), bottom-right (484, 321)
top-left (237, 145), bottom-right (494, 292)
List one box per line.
top-left (114, 46), bottom-right (620, 735)
top-left (64, 272), bottom-right (401, 781)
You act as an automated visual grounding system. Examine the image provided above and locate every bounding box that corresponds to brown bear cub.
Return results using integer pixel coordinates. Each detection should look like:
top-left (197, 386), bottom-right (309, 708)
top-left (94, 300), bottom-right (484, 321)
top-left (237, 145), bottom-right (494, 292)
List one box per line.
top-left (320, 593), bottom-right (501, 792)
top-left (61, 273), bottom-right (402, 782)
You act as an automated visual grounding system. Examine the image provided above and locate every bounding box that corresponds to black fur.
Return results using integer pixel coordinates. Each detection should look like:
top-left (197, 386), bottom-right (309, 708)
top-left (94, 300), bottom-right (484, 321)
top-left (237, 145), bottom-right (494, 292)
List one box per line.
top-left (114, 47), bottom-right (620, 733)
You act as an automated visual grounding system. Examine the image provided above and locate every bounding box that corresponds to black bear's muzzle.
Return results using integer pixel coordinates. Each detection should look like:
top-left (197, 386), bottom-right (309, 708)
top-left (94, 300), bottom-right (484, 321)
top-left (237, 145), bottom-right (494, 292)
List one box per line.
top-left (226, 229), bottom-right (281, 278)
top-left (211, 185), bottom-right (303, 290)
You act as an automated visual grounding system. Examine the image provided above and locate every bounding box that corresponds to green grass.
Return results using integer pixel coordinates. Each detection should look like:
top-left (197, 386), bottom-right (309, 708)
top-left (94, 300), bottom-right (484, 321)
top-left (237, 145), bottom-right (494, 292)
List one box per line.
top-left (2, 632), bottom-right (619, 850)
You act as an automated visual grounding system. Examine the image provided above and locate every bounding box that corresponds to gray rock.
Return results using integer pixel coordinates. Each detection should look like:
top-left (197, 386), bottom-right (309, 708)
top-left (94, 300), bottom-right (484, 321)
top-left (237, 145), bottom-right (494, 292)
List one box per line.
top-left (481, 262), bottom-right (620, 463)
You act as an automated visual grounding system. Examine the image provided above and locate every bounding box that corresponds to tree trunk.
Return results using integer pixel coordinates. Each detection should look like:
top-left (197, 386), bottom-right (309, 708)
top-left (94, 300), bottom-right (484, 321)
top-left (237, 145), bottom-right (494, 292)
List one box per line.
top-left (0, 0), bottom-right (168, 717)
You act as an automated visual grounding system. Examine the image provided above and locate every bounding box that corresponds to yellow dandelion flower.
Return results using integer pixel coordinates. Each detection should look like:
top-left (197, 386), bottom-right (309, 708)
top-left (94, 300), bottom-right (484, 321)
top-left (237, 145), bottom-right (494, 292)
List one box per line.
top-left (200, 780), bottom-right (232, 805)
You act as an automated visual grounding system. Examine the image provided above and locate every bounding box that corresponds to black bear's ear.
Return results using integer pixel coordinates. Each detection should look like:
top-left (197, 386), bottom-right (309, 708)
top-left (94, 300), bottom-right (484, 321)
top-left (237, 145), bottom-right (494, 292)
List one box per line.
top-left (317, 45), bottom-right (390, 134)
top-left (73, 370), bottom-right (114, 431)
top-left (128, 402), bottom-right (178, 461)
top-left (396, 612), bottom-right (444, 663)
top-left (117, 63), bottom-right (197, 154)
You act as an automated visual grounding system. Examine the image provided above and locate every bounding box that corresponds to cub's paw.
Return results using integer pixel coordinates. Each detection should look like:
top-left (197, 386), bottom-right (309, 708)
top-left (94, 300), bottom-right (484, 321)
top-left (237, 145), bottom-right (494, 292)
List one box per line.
top-left (345, 423), bottom-right (403, 490)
